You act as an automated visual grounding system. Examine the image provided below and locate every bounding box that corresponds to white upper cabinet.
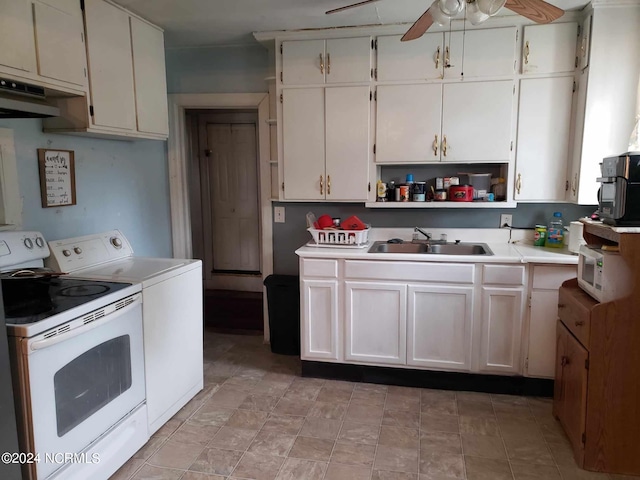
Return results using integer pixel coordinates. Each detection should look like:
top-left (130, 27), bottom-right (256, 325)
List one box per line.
top-left (376, 84), bottom-right (442, 163)
top-left (84, 0), bottom-right (136, 131)
top-left (32, 1), bottom-right (86, 86)
top-left (445, 27), bottom-right (517, 79)
top-left (130, 17), bottom-right (169, 136)
top-left (282, 37), bottom-right (372, 85)
top-left (441, 80), bottom-right (514, 163)
top-left (522, 22), bottom-right (578, 75)
top-left (515, 76), bottom-right (574, 201)
top-left (577, 14), bottom-right (592, 70)
top-left (377, 33), bottom-right (443, 81)
top-left (0, 0), bottom-right (36, 72)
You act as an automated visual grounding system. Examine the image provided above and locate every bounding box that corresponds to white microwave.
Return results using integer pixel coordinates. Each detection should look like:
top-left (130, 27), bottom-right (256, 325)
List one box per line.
top-left (577, 244), bottom-right (631, 303)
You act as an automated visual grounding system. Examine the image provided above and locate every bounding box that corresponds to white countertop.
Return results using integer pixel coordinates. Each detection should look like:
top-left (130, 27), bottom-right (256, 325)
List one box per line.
top-left (295, 228), bottom-right (578, 265)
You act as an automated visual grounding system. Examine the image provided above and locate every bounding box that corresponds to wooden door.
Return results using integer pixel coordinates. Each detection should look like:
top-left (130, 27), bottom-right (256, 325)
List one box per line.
top-left (282, 88), bottom-right (325, 199)
top-left (345, 281), bottom-right (407, 365)
top-left (84, 0), bottom-right (136, 130)
top-left (515, 76), bottom-right (574, 201)
top-left (0, 0), bottom-right (36, 72)
top-left (522, 22), bottom-right (579, 75)
top-left (282, 39), bottom-right (326, 85)
top-left (407, 284), bottom-right (473, 371)
top-left (32, 1), bottom-right (86, 86)
top-left (479, 286), bottom-right (524, 373)
top-left (325, 37), bottom-right (372, 84)
top-left (554, 321), bottom-right (587, 465)
top-left (377, 33), bottom-right (443, 81)
top-left (207, 123), bottom-right (260, 273)
top-left (376, 84), bottom-right (443, 163)
top-left (441, 80), bottom-right (514, 163)
top-left (130, 17), bottom-right (169, 135)
top-left (325, 86), bottom-right (370, 201)
top-left (301, 279), bottom-right (339, 361)
top-left (445, 27), bottom-right (517, 79)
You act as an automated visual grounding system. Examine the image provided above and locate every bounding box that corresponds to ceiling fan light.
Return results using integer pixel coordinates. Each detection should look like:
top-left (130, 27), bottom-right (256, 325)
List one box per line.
top-left (430, 5), bottom-right (452, 26)
top-left (466, 0), bottom-right (490, 24)
top-left (476, 0), bottom-right (506, 16)
top-left (438, 0), bottom-right (464, 17)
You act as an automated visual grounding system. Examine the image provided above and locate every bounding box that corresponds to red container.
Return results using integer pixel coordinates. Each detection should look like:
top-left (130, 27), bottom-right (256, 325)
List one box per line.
top-left (449, 185), bottom-right (474, 202)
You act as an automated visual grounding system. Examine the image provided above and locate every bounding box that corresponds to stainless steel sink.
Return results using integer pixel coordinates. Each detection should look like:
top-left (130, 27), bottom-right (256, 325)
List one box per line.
top-left (368, 241), bottom-right (493, 256)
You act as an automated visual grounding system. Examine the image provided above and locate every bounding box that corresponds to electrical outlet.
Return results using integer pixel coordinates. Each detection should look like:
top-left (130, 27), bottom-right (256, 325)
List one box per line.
top-left (500, 214), bottom-right (513, 228)
top-left (274, 206), bottom-right (285, 223)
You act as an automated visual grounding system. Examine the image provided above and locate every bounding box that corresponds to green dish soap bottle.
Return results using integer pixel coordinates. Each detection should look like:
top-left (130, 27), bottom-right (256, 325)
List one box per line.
top-left (545, 212), bottom-right (565, 248)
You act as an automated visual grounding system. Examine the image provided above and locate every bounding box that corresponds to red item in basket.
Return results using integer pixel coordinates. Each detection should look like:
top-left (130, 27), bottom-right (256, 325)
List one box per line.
top-left (317, 214), bottom-right (334, 229)
top-left (341, 216), bottom-right (366, 230)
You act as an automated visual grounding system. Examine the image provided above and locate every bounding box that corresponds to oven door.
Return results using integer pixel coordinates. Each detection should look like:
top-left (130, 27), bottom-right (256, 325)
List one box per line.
top-left (21, 295), bottom-right (144, 479)
top-left (577, 246), bottom-right (601, 299)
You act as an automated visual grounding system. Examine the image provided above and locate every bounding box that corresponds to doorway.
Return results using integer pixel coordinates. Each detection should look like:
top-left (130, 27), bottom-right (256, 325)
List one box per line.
top-left (187, 109), bottom-right (263, 331)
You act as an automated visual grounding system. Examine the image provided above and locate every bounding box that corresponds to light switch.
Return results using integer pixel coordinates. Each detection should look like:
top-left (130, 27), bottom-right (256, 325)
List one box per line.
top-left (274, 206), bottom-right (285, 223)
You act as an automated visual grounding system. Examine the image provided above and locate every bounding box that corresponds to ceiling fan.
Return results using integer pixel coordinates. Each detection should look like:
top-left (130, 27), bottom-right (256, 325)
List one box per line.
top-left (326, 0), bottom-right (564, 41)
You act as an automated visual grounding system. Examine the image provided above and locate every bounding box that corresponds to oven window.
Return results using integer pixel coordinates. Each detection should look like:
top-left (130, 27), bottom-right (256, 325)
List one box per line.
top-left (54, 335), bottom-right (132, 437)
top-left (582, 257), bottom-right (595, 285)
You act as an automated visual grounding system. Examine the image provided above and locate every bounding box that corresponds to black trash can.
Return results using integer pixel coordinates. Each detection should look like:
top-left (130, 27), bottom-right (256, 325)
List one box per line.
top-left (263, 275), bottom-right (300, 355)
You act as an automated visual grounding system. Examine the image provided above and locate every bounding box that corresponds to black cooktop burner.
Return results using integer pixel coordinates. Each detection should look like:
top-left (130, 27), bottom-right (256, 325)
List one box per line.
top-left (2, 278), bottom-right (133, 325)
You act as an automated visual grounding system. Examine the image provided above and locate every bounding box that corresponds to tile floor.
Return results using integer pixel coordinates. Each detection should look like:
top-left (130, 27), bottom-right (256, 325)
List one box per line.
top-left (111, 330), bottom-right (638, 480)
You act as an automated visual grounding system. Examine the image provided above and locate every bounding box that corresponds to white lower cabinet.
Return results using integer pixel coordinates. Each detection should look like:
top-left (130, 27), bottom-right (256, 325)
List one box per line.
top-left (407, 285), bottom-right (473, 371)
top-left (479, 286), bottom-right (525, 373)
top-left (345, 281), bottom-right (406, 365)
top-left (302, 279), bottom-right (339, 360)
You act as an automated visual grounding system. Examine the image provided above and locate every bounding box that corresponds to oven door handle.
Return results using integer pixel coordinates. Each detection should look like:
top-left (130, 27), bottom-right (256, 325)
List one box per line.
top-left (29, 297), bottom-right (141, 352)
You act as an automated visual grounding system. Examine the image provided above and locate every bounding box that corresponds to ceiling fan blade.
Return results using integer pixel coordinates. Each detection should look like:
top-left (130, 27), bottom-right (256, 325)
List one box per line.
top-left (401, 5), bottom-right (435, 42)
top-left (326, 0), bottom-right (380, 15)
top-left (505, 0), bottom-right (564, 23)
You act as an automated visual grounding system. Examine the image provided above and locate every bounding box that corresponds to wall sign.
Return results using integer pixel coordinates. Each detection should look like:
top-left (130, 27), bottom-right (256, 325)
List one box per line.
top-left (38, 149), bottom-right (76, 208)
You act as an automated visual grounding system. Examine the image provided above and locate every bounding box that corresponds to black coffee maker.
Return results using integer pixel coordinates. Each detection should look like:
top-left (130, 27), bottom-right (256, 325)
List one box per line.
top-left (597, 153), bottom-right (640, 226)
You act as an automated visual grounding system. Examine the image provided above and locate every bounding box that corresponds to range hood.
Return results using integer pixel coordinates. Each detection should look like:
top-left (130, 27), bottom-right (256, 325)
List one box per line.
top-left (0, 77), bottom-right (60, 118)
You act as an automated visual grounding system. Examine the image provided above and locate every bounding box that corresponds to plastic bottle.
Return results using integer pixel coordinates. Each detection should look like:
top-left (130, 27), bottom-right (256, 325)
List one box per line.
top-left (545, 212), bottom-right (565, 248)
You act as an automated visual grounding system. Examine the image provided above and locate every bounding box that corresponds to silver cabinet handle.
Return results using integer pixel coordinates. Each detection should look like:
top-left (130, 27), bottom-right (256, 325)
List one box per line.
top-left (319, 53), bottom-right (324, 74)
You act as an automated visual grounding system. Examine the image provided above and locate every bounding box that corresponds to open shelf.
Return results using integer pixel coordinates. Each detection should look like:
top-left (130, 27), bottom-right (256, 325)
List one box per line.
top-left (365, 201), bottom-right (517, 209)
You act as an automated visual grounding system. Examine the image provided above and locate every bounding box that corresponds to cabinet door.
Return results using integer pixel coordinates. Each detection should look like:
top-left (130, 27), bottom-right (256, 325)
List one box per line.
top-left (302, 279), bottom-right (339, 361)
top-left (515, 77), bottom-right (574, 201)
top-left (578, 15), bottom-right (592, 70)
top-left (0, 0), bottom-right (36, 72)
top-left (377, 33), bottom-right (443, 81)
top-left (566, 68), bottom-right (588, 203)
top-left (522, 22), bottom-right (579, 75)
top-left (282, 88), bottom-right (325, 200)
top-left (528, 291), bottom-right (561, 378)
top-left (345, 281), bottom-right (406, 365)
top-left (131, 17), bottom-right (169, 135)
top-left (326, 37), bottom-right (372, 84)
top-left (325, 86), bottom-right (370, 201)
top-left (376, 84), bottom-right (442, 163)
top-left (33, 1), bottom-right (86, 86)
top-left (442, 81), bottom-right (513, 163)
top-left (407, 285), bottom-right (473, 371)
top-left (553, 321), bottom-right (587, 465)
top-left (446, 27), bottom-right (516, 79)
top-left (479, 286), bottom-right (524, 373)
top-left (84, 0), bottom-right (136, 130)
top-left (282, 39), bottom-right (325, 85)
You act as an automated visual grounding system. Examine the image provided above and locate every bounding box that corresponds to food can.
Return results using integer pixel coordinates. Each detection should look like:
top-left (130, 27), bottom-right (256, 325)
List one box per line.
top-left (398, 185), bottom-right (410, 202)
top-left (534, 225), bottom-right (547, 246)
top-left (435, 177), bottom-right (444, 190)
top-left (376, 181), bottom-right (387, 202)
top-left (434, 189), bottom-right (447, 201)
top-left (411, 182), bottom-right (426, 202)
top-left (449, 185), bottom-right (473, 202)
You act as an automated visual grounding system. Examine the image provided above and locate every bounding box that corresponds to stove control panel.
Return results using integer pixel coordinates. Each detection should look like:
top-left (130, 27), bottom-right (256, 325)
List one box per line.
top-left (0, 231), bottom-right (50, 270)
top-left (46, 229), bottom-right (133, 273)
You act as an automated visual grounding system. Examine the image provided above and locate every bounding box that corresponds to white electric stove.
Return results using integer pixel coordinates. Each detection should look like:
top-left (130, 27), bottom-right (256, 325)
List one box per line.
top-left (46, 230), bottom-right (204, 435)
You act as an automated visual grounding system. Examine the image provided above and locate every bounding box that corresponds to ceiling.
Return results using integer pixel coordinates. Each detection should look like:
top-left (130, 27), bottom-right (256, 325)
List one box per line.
top-left (114, 0), bottom-right (590, 48)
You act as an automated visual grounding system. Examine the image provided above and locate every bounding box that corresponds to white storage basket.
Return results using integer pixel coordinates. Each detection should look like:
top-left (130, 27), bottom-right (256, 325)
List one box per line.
top-left (307, 227), bottom-right (370, 246)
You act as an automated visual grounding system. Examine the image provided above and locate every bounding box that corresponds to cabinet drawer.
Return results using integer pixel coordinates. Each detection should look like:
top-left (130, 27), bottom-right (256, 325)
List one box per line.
top-left (558, 287), bottom-right (591, 349)
top-left (301, 259), bottom-right (338, 278)
top-left (483, 265), bottom-right (526, 285)
top-left (532, 266), bottom-right (577, 290)
top-left (345, 261), bottom-right (474, 284)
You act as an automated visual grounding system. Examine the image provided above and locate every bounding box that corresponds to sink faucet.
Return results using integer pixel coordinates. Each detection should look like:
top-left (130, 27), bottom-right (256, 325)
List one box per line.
top-left (413, 227), bottom-right (432, 241)
top-left (414, 228), bottom-right (449, 244)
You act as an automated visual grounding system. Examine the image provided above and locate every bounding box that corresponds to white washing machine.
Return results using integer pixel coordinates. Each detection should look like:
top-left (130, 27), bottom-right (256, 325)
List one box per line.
top-left (46, 230), bottom-right (203, 435)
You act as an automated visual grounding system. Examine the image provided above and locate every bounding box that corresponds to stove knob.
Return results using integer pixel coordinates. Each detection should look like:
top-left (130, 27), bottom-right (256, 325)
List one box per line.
top-left (73, 247), bottom-right (82, 254)
top-left (62, 249), bottom-right (71, 257)
top-left (24, 238), bottom-right (33, 249)
top-left (35, 237), bottom-right (45, 248)
top-left (110, 237), bottom-right (123, 249)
